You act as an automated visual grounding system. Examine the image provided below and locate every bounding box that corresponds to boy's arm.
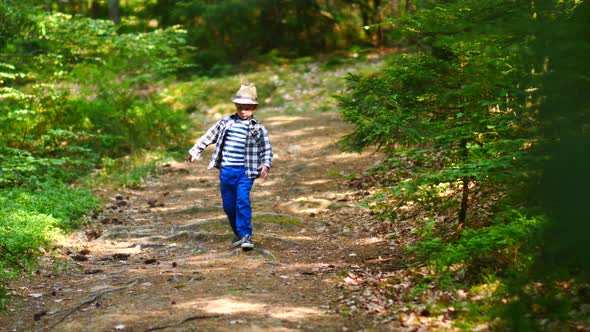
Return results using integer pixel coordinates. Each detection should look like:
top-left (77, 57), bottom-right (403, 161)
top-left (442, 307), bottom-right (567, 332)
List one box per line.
top-left (187, 120), bottom-right (223, 161)
top-left (260, 127), bottom-right (273, 169)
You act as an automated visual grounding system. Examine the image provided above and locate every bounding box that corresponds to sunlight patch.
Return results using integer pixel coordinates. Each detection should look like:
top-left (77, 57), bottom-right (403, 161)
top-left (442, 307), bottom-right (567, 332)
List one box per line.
top-left (271, 306), bottom-right (322, 319)
top-left (197, 298), bottom-right (266, 314)
top-left (356, 237), bottom-right (384, 245)
top-left (300, 179), bottom-right (330, 185)
top-left (266, 115), bottom-right (311, 125)
top-left (281, 235), bottom-right (314, 241)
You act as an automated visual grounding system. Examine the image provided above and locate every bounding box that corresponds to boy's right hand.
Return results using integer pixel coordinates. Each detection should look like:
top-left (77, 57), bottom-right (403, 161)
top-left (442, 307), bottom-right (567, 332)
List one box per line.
top-left (185, 155), bottom-right (195, 163)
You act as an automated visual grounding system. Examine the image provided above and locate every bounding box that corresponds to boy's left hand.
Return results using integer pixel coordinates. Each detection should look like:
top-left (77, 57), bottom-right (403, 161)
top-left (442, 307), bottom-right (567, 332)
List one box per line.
top-left (258, 165), bottom-right (269, 179)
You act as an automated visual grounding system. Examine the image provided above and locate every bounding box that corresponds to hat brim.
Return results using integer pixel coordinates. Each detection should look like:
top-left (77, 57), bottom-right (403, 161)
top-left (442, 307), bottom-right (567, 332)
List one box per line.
top-left (232, 97), bottom-right (259, 105)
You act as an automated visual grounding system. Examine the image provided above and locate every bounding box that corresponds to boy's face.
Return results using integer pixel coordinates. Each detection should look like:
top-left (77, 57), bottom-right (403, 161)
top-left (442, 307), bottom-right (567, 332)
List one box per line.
top-left (235, 103), bottom-right (257, 119)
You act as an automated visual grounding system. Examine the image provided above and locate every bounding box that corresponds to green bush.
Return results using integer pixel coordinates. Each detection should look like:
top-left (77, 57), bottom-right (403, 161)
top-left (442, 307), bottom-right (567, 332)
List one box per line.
top-left (0, 6), bottom-right (195, 309)
top-left (0, 210), bottom-right (57, 261)
top-left (159, 0), bottom-right (352, 72)
top-left (1, 12), bottom-right (193, 186)
top-left (1, 181), bottom-right (99, 232)
top-left (0, 199), bottom-right (59, 303)
top-left (0, 181), bottom-right (99, 307)
top-left (409, 213), bottom-right (543, 282)
top-left (88, 150), bottom-right (168, 189)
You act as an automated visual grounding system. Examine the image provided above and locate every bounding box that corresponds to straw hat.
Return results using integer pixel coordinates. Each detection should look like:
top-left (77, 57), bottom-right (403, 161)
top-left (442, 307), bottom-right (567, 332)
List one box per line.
top-left (231, 84), bottom-right (259, 105)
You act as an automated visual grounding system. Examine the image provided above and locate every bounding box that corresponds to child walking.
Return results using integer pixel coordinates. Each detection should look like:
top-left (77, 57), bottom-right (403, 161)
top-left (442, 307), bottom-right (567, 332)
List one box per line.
top-left (186, 84), bottom-right (273, 250)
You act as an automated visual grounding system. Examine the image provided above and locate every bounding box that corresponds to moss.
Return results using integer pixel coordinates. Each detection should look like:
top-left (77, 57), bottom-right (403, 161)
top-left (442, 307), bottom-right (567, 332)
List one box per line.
top-left (169, 205), bottom-right (224, 215)
top-left (253, 212), bottom-right (303, 226)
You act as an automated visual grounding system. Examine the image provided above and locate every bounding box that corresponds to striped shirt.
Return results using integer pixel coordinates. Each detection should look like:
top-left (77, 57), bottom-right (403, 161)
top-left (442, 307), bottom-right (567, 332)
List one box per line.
top-left (221, 118), bottom-right (249, 167)
top-left (189, 114), bottom-right (273, 179)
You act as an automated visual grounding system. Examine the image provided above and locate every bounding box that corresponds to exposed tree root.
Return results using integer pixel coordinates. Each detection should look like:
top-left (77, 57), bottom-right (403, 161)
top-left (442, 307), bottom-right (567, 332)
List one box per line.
top-left (47, 278), bottom-right (143, 330)
top-left (143, 314), bottom-right (223, 331)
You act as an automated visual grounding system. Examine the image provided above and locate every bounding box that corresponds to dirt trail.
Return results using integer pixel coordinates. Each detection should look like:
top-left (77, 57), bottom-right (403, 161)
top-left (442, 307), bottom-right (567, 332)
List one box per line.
top-left (2, 110), bottom-right (397, 332)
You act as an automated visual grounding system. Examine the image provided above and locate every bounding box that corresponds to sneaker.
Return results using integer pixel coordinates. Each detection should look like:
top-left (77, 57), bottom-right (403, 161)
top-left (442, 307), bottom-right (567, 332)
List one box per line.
top-left (231, 235), bottom-right (242, 248)
top-left (240, 235), bottom-right (254, 250)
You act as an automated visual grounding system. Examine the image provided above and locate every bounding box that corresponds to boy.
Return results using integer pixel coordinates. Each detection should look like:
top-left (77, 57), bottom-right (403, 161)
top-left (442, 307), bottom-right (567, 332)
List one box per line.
top-left (186, 84), bottom-right (273, 251)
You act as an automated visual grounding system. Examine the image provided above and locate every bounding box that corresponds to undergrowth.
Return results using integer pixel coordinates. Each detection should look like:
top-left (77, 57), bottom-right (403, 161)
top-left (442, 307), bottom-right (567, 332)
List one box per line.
top-left (0, 180), bottom-right (99, 308)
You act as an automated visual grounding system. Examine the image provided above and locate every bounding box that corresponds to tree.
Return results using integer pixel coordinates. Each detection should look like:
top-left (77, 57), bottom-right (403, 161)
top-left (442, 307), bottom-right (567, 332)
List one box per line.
top-left (108, 0), bottom-right (121, 25)
top-left (344, 0), bottom-right (385, 46)
top-left (390, 0), bottom-right (400, 18)
top-left (339, 0), bottom-right (590, 328)
top-left (506, 1), bottom-right (590, 328)
top-left (339, 0), bottom-right (536, 226)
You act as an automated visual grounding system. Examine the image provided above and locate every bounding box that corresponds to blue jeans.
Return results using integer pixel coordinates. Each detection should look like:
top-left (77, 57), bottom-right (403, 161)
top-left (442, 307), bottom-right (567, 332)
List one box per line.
top-left (219, 166), bottom-right (255, 237)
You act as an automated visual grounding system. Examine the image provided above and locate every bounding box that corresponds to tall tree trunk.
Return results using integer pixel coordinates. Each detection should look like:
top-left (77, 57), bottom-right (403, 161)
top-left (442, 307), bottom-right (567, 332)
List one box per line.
top-left (391, 0), bottom-right (399, 18)
top-left (361, 5), bottom-right (370, 40)
top-left (46, 0), bottom-right (52, 13)
top-left (108, 0), bottom-right (121, 25)
top-left (458, 139), bottom-right (469, 228)
top-left (459, 176), bottom-right (469, 226)
top-left (405, 0), bottom-right (413, 14)
top-left (90, 0), bottom-right (102, 19)
top-left (70, 0), bottom-right (81, 16)
top-left (372, 0), bottom-right (383, 47)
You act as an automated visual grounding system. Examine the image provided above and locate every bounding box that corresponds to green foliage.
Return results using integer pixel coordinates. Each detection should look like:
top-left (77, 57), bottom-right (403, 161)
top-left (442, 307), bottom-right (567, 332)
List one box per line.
top-left (409, 213), bottom-right (543, 282)
top-left (337, 0), bottom-right (541, 229)
top-left (503, 1), bottom-right (590, 330)
top-left (88, 151), bottom-right (168, 188)
top-left (0, 209), bottom-right (57, 282)
top-left (532, 0), bottom-right (590, 279)
top-left (1, 11), bottom-right (192, 179)
top-left (1, 181), bottom-right (99, 232)
top-left (147, 0), bottom-right (361, 73)
top-left (339, 0), bottom-right (589, 328)
top-left (0, 7), bottom-right (193, 308)
top-left (0, 180), bottom-right (99, 307)
top-left (23, 13), bottom-right (189, 77)
top-left (0, 1), bottom-right (38, 50)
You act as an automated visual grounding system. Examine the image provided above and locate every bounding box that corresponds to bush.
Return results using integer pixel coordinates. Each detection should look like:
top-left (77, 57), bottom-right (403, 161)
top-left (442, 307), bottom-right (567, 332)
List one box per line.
top-left (409, 212), bottom-right (543, 283)
top-left (0, 181), bottom-right (99, 307)
top-left (1, 181), bottom-right (99, 232)
top-left (0, 7), bottom-right (193, 309)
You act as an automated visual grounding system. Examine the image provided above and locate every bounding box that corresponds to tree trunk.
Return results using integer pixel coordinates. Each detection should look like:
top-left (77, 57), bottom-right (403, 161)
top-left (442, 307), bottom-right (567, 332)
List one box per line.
top-left (391, 0), bottom-right (399, 18)
top-left (459, 176), bottom-right (469, 226)
top-left (405, 0), bottom-right (413, 14)
top-left (372, 0), bottom-right (383, 47)
top-left (70, 0), bottom-right (81, 16)
top-left (108, 0), bottom-right (121, 25)
top-left (458, 139), bottom-right (469, 228)
top-left (90, 0), bottom-right (102, 19)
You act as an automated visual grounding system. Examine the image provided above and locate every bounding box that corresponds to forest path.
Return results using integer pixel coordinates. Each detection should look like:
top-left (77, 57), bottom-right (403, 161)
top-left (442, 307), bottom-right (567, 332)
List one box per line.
top-left (2, 109), bottom-right (399, 332)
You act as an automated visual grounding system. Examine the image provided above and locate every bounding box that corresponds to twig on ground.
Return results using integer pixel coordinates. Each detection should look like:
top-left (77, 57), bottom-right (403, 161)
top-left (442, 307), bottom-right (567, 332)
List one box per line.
top-left (143, 314), bottom-right (223, 331)
top-left (47, 278), bottom-right (143, 330)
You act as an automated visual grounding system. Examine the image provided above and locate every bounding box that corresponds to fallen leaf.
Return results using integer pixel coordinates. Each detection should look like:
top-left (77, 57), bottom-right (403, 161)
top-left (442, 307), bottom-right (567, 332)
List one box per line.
top-left (54, 298), bottom-right (70, 303)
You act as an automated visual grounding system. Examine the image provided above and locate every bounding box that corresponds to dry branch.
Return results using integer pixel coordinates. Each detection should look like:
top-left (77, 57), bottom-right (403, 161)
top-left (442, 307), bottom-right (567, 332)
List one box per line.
top-left (48, 277), bottom-right (143, 330)
top-left (144, 314), bottom-right (223, 331)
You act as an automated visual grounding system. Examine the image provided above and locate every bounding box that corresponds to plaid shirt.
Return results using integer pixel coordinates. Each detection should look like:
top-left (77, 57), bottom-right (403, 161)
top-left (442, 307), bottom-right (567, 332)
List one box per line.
top-left (189, 114), bottom-right (273, 179)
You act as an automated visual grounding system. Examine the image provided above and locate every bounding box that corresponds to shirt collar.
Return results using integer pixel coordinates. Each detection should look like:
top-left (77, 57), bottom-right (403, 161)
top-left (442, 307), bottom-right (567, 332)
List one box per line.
top-left (231, 113), bottom-right (258, 124)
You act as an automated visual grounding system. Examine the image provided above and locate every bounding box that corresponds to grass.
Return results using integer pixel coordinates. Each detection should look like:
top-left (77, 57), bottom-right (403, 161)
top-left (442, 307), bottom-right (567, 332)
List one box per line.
top-left (85, 150), bottom-right (173, 189)
top-left (253, 213), bottom-right (303, 226)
